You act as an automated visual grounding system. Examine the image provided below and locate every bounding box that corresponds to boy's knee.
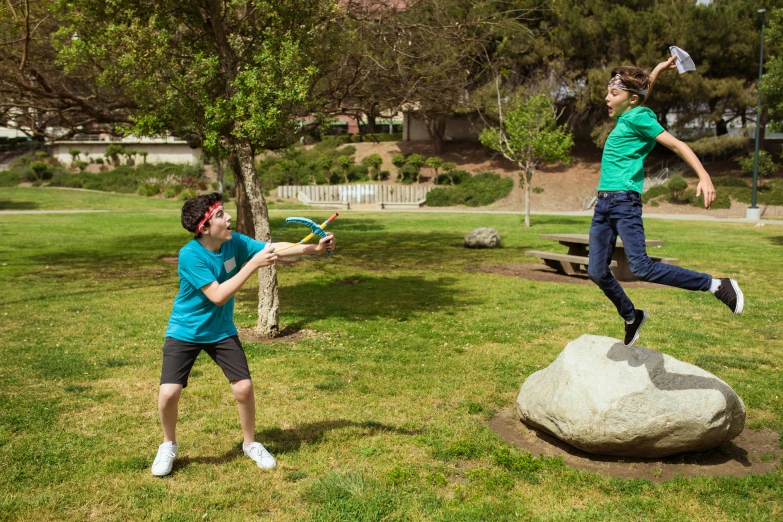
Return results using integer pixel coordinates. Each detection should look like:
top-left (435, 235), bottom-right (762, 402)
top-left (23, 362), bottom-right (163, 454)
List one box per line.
top-left (159, 384), bottom-right (182, 405)
top-left (629, 258), bottom-right (654, 281)
top-left (588, 264), bottom-right (610, 285)
top-left (231, 379), bottom-right (254, 402)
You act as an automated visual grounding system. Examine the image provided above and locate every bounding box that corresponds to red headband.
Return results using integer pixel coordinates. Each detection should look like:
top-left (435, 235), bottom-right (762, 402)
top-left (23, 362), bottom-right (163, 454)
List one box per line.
top-left (195, 202), bottom-right (224, 236)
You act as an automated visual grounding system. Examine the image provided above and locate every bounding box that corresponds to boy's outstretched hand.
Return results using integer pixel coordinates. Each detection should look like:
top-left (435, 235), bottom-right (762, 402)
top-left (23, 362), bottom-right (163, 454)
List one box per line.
top-left (251, 243), bottom-right (279, 268)
top-left (696, 179), bottom-right (716, 209)
top-left (315, 233), bottom-right (336, 254)
top-left (654, 56), bottom-right (677, 75)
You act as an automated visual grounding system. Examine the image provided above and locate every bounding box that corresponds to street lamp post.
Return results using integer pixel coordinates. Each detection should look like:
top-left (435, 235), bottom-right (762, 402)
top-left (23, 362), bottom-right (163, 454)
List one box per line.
top-left (747, 8), bottom-right (767, 221)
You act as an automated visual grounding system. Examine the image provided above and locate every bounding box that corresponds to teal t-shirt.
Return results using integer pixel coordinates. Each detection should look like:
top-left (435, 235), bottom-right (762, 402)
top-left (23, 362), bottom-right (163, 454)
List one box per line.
top-left (599, 107), bottom-right (665, 194)
top-left (165, 233), bottom-right (267, 343)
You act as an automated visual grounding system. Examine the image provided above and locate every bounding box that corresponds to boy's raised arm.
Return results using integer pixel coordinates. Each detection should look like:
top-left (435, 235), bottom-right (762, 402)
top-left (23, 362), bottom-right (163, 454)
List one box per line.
top-left (644, 56), bottom-right (677, 104)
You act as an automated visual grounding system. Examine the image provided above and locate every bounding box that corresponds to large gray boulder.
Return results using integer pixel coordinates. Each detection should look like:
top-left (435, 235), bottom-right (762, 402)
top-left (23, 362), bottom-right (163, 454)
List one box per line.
top-left (464, 227), bottom-right (501, 248)
top-left (516, 334), bottom-right (746, 458)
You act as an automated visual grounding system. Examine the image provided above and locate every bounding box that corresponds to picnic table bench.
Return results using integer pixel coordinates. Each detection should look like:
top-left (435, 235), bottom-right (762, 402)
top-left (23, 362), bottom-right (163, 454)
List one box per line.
top-left (525, 233), bottom-right (679, 282)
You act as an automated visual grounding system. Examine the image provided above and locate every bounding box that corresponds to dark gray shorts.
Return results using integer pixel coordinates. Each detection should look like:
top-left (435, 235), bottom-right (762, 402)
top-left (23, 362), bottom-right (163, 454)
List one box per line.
top-left (160, 335), bottom-right (251, 388)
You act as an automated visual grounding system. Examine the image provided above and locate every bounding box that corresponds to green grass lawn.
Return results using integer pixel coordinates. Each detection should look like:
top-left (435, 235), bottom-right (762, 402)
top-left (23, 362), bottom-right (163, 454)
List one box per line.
top-left (1, 188), bottom-right (781, 521)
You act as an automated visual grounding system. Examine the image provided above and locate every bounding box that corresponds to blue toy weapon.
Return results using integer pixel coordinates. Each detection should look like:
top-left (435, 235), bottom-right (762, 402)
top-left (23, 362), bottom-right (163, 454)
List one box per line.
top-left (273, 212), bottom-right (339, 257)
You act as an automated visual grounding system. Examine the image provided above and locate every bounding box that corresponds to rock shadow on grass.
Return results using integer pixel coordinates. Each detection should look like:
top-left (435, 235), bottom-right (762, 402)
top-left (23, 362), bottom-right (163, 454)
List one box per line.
top-left (488, 408), bottom-right (782, 483)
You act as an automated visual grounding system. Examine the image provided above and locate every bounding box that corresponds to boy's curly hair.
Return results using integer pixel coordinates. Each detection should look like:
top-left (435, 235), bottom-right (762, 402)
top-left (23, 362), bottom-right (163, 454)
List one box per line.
top-left (181, 192), bottom-right (223, 237)
top-left (610, 66), bottom-right (652, 104)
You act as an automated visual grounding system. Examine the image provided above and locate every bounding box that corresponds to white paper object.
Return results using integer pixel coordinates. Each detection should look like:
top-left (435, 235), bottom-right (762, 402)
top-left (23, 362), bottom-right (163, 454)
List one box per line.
top-left (669, 46), bottom-right (696, 74)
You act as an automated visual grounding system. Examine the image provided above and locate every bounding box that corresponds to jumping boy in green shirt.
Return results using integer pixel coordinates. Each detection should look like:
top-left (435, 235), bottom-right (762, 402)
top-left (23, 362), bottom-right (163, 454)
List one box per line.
top-left (589, 57), bottom-right (744, 347)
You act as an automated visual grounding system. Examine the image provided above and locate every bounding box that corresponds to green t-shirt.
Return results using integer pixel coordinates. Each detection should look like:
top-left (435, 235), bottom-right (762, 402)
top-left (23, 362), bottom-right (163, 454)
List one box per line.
top-left (599, 107), bottom-right (665, 194)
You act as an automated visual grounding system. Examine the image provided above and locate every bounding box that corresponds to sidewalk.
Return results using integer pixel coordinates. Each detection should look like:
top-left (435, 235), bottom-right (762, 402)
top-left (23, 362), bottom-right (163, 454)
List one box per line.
top-left (3, 206), bottom-right (782, 225)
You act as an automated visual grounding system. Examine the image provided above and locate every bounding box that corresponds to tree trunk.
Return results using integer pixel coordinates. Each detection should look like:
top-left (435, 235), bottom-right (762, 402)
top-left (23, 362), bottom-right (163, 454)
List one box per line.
top-left (524, 168), bottom-right (533, 227)
top-left (366, 113), bottom-right (376, 134)
top-left (215, 156), bottom-right (225, 194)
top-left (229, 153), bottom-right (255, 238)
top-left (424, 116), bottom-right (446, 155)
top-left (230, 140), bottom-right (280, 338)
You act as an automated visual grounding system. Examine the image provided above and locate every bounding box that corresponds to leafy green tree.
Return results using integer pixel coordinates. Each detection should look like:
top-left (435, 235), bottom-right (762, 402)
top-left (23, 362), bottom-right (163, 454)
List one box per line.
top-left (765, 8), bottom-right (783, 132)
top-left (480, 94), bottom-right (573, 227)
top-left (361, 154), bottom-right (383, 181)
top-left (139, 151), bottom-right (148, 164)
top-left (344, 0), bottom-right (534, 154)
top-left (0, 0), bottom-right (134, 139)
top-left (56, 0), bottom-right (340, 337)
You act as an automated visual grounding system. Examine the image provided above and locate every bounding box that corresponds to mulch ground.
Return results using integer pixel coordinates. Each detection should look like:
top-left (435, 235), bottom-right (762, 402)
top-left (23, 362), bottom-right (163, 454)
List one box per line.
top-left (488, 408), bottom-right (782, 482)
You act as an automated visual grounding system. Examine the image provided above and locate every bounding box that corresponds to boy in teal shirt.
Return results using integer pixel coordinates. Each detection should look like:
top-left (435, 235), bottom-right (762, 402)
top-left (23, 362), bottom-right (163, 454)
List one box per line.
top-left (588, 58), bottom-right (743, 347)
top-left (152, 192), bottom-right (335, 476)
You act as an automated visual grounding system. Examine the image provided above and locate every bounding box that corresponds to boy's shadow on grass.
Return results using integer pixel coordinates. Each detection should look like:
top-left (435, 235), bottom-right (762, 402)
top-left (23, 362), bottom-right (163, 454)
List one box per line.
top-left (174, 420), bottom-right (418, 471)
top-left (604, 341), bottom-right (748, 467)
top-left (606, 342), bottom-right (742, 410)
top-left (769, 236), bottom-right (783, 247)
top-left (0, 199), bottom-right (39, 210)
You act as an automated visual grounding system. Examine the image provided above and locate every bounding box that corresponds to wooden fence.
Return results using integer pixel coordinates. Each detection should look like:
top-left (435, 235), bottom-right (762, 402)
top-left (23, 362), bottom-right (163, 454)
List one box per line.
top-left (277, 184), bottom-right (433, 204)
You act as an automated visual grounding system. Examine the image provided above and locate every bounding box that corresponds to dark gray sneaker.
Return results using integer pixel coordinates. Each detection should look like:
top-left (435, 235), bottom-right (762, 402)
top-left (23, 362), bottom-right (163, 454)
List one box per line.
top-left (715, 278), bottom-right (744, 314)
top-left (624, 310), bottom-right (648, 347)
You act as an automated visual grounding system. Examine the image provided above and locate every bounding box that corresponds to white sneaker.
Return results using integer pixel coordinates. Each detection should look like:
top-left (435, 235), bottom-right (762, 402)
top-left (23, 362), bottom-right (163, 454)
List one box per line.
top-left (151, 442), bottom-right (178, 476)
top-left (243, 442), bottom-right (276, 469)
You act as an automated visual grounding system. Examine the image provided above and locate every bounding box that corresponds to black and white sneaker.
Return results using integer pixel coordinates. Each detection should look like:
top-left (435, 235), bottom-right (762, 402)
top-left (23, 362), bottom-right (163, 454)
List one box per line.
top-left (624, 310), bottom-right (648, 347)
top-left (714, 278), bottom-right (744, 314)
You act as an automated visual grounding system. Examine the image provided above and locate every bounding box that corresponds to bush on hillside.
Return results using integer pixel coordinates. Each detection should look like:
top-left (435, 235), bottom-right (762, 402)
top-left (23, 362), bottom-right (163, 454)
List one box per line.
top-left (667, 175), bottom-right (689, 203)
top-left (738, 151), bottom-right (779, 178)
top-left (426, 172), bottom-right (513, 207)
top-left (435, 169), bottom-right (471, 186)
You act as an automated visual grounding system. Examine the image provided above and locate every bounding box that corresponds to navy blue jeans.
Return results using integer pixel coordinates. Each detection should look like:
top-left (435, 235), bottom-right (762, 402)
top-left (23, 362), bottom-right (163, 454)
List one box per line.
top-left (587, 191), bottom-right (711, 321)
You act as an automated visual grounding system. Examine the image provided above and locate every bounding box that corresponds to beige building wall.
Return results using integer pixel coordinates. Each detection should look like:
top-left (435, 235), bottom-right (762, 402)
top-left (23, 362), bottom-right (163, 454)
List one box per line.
top-left (403, 112), bottom-right (484, 142)
top-left (50, 141), bottom-right (202, 165)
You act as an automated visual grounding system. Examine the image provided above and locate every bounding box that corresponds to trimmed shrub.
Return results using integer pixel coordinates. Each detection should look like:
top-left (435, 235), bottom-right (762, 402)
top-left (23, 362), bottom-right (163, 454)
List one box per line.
top-left (0, 170), bottom-right (22, 187)
top-left (179, 189), bottom-right (198, 200)
top-left (361, 153), bottom-right (383, 180)
top-left (137, 183), bottom-right (162, 197)
top-left (164, 184), bottom-right (184, 198)
top-left (73, 160), bottom-right (89, 172)
top-left (398, 164), bottom-right (419, 184)
top-left (426, 172), bottom-right (513, 207)
top-left (642, 184), bottom-right (669, 204)
top-left (738, 151), bottom-right (779, 178)
top-left (667, 175), bottom-right (689, 203)
top-left (30, 161), bottom-right (50, 181)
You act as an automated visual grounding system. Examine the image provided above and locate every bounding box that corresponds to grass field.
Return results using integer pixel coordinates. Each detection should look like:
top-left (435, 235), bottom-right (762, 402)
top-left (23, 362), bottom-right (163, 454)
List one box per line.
top-left (1, 187), bottom-right (781, 521)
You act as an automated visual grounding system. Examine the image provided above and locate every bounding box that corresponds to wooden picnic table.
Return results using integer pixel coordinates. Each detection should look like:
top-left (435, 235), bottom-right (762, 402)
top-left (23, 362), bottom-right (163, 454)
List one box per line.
top-left (525, 233), bottom-right (678, 282)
